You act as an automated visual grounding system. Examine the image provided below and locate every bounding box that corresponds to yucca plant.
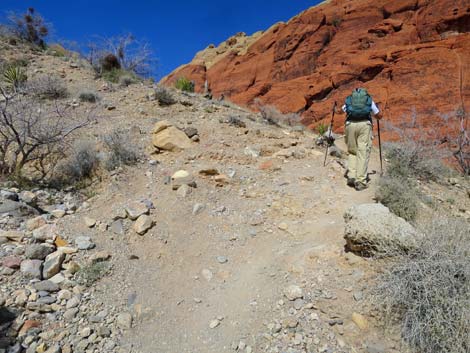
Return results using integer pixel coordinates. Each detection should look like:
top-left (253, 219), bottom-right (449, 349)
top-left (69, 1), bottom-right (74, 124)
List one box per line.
top-left (2, 65), bottom-right (27, 90)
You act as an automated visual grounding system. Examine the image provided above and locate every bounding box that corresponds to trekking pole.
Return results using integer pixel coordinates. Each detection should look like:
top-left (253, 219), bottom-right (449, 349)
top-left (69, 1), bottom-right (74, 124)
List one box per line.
top-left (377, 118), bottom-right (383, 175)
top-left (323, 101), bottom-right (337, 167)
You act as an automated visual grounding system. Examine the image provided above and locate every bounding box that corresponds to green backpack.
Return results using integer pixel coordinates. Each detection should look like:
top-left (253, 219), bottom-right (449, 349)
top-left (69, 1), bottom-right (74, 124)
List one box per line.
top-left (345, 88), bottom-right (372, 120)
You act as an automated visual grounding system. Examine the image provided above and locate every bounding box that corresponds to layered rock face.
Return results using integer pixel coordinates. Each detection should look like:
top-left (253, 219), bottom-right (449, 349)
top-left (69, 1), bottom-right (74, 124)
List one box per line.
top-left (162, 0), bottom-right (470, 132)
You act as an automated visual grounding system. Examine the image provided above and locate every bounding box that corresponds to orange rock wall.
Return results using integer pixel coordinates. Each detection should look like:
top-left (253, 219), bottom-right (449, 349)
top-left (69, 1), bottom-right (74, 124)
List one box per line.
top-left (162, 0), bottom-right (470, 133)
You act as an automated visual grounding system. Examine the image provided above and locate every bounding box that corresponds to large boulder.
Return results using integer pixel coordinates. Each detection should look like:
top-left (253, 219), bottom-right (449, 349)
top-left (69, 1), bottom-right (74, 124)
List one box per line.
top-left (152, 121), bottom-right (192, 151)
top-left (344, 203), bottom-right (419, 256)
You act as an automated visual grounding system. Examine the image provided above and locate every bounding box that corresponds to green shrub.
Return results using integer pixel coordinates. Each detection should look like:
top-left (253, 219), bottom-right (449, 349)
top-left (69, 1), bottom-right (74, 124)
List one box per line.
top-left (375, 176), bottom-right (418, 222)
top-left (78, 90), bottom-right (99, 103)
top-left (372, 217), bottom-right (470, 353)
top-left (76, 261), bottom-right (111, 286)
top-left (317, 123), bottom-right (328, 136)
top-left (174, 77), bottom-right (194, 92)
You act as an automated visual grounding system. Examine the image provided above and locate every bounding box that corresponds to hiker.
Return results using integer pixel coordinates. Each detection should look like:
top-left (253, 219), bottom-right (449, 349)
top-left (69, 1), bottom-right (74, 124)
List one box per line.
top-left (339, 88), bottom-right (382, 191)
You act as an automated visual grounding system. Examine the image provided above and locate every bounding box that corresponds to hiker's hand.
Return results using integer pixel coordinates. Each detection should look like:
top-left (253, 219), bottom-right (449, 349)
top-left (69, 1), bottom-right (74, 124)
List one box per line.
top-left (376, 112), bottom-right (383, 120)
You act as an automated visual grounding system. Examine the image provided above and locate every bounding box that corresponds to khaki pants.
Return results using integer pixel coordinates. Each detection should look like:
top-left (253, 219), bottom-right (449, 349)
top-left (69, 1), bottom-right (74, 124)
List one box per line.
top-left (345, 121), bottom-right (372, 185)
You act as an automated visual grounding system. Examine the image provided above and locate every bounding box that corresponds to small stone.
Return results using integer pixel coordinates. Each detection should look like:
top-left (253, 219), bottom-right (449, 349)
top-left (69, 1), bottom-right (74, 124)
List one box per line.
top-left (209, 319), bottom-right (220, 329)
top-left (34, 280), bottom-right (59, 292)
top-left (57, 289), bottom-right (72, 301)
top-left (353, 291), bottom-right (364, 301)
top-left (54, 235), bottom-right (68, 248)
top-left (352, 312), bottom-right (368, 330)
top-left (4, 230), bottom-right (24, 242)
top-left (33, 224), bottom-right (56, 241)
top-left (89, 251), bottom-right (111, 264)
top-left (19, 190), bottom-right (37, 204)
top-left (20, 259), bottom-right (43, 279)
top-left (50, 209), bottom-right (66, 218)
top-left (171, 170), bottom-right (193, 189)
top-left (79, 327), bottom-right (92, 338)
top-left (18, 320), bottom-right (41, 336)
top-left (1, 256), bottom-right (21, 269)
top-left (66, 296), bottom-right (80, 309)
top-left (74, 236), bottom-right (95, 250)
top-left (48, 272), bottom-right (65, 284)
top-left (125, 201), bottom-right (149, 220)
top-left (293, 298), bottom-right (304, 310)
top-left (278, 222), bottom-right (288, 231)
top-left (26, 216), bottom-right (46, 231)
top-left (201, 269), bottom-right (213, 281)
top-left (176, 184), bottom-right (192, 197)
top-left (133, 215), bottom-right (154, 235)
top-left (116, 312), bottom-right (133, 329)
top-left (84, 217), bottom-right (96, 228)
top-left (216, 256), bottom-right (228, 264)
top-left (25, 244), bottom-right (54, 260)
top-left (192, 203), bottom-right (204, 215)
top-left (110, 219), bottom-right (124, 235)
top-left (284, 285), bottom-right (303, 301)
top-left (63, 308), bottom-right (79, 321)
top-left (63, 261), bottom-right (80, 274)
top-left (42, 251), bottom-right (65, 279)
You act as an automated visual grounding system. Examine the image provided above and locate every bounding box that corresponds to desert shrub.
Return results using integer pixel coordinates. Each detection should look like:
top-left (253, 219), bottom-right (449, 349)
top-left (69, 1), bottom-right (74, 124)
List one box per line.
top-left (46, 43), bottom-right (69, 57)
top-left (256, 101), bottom-right (301, 127)
top-left (101, 68), bottom-right (137, 84)
top-left (86, 33), bottom-right (154, 77)
top-left (372, 217), bottom-right (470, 353)
top-left (154, 86), bottom-right (176, 106)
top-left (332, 17), bottom-right (342, 28)
top-left (0, 89), bottom-right (91, 178)
top-left (7, 8), bottom-right (49, 48)
top-left (102, 130), bottom-right (138, 170)
top-left (75, 261), bottom-right (111, 286)
top-left (1, 65), bottom-right (27, 91)
top-left (375, 175), bottom-right (419, 222)
top-left (384, 142), bottom-right (450, 182)
top-left (119, 74), bottom-right (138, 87)
top-left (26, 75), bottom-right (68, 99)
top-left (174, 77), bottom-right (194, 92)
top-left (57, 140), bottom-right (100, 183)
top-left (78, 90), bottom-right (99, 103)
top-left (100, 53), bottom-right (121, 72)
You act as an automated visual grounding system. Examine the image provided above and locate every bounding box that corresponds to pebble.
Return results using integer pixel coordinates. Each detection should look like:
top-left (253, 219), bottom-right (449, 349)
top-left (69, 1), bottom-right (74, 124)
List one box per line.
top-left (209, 319), bottom-right (220, 329)
top-left (116, 312), bottom-right (133, 329)
top-left (74, 236), bottom-right (95, 250)
top-left (133, 215), bottom-right (154, 235)
top-left (34, 280), bottom-right (59, 292)
top-left (216, 256), bottom-right (228, 264)
top-left (84, 216), bottom-right (97, 228)
top-left (284, 285), bottom-right (303, 301)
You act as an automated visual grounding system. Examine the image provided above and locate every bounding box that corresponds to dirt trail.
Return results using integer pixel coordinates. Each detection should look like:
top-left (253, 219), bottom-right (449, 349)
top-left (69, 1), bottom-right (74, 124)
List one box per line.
top-left (75, 124), bottom-right (381, 353)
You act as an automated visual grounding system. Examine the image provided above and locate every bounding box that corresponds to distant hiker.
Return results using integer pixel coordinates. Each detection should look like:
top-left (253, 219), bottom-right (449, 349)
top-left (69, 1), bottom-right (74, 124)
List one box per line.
top-left (340, 88), bottom-right (382, 191)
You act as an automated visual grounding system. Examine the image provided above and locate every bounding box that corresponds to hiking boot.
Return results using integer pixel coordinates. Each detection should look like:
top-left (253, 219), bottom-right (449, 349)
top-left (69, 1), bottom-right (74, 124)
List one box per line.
top-left (347, 178), bottom-right (356, 187)
top-left (354, 182), bottom-right (368, 191)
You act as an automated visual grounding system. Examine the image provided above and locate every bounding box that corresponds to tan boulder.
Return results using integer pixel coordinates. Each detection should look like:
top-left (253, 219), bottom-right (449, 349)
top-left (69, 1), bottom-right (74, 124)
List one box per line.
top-left (152, 122), bottom-right (192, 151)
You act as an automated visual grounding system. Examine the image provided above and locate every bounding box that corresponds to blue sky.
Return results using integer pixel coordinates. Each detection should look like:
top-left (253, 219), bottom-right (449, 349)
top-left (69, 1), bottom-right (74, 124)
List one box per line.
top-left (0, 1), bottom-right (321, 78)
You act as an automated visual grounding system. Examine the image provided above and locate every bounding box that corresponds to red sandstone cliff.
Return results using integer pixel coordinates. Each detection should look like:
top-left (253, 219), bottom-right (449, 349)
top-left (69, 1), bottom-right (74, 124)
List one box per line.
top-left (162, 0), bottom-right (470, 132)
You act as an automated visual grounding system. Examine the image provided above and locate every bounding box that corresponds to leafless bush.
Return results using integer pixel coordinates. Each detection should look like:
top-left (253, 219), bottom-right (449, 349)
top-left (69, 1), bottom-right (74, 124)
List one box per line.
top-left (86, 33), bottom-right (154, 77)
top-left (0, 87), bottom-right (91, 180)
top-left (25, 75), bottom-right (68, 100)
top-left (372, 217), bottom-right (470, 353)
top-left (56, 140), bottom-right (99, 183)
top-left (384, 109), bottom-right (466, 178)
top-left (255, 99), bottom-right (301, 127)
top-left (7, 8), bottom-right (49, 48)
top-left (154, 86), bottom-right (176, 106)
top-left (102, 130), bottom-right (138, 170)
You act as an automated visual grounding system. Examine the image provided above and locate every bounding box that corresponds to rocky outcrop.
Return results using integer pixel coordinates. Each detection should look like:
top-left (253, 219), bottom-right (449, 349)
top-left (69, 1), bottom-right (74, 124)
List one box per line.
top-left (162, 0), bottom-right (470, 133)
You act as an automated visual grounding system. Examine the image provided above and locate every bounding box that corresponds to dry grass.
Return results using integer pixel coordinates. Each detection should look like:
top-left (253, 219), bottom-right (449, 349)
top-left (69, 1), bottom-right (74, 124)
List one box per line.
top-left (372, 217), bottom-right (470, 353)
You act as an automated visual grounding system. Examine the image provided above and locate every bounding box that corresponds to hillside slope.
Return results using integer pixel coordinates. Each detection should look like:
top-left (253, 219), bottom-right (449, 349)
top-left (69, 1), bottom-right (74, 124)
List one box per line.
top-left (162, 0), bottom-right (470, 131)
